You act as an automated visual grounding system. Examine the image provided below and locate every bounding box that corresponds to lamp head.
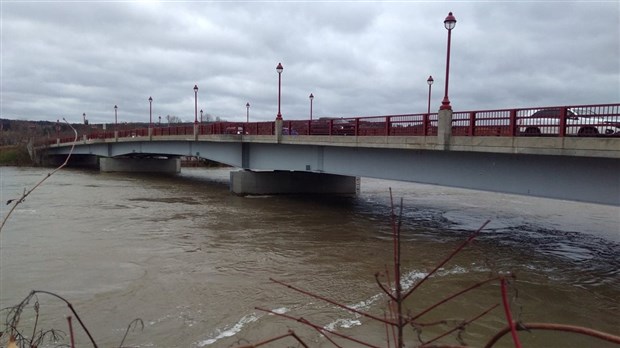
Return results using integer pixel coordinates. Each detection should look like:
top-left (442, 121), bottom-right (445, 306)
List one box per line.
top-left (444, 12), bottom-right (457, 30)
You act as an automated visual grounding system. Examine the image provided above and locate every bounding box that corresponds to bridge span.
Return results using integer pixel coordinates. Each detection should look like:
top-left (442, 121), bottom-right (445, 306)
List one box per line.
top-left (43, 104), bottom-right (620, 205)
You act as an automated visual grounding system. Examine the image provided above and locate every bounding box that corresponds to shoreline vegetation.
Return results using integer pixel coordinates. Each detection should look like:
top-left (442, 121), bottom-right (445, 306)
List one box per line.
top-left (0, 145), bottom-right (34, 167)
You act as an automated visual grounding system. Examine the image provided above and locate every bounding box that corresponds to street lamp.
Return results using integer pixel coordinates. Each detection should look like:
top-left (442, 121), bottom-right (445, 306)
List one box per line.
top-left (246, 102), bottom-right (250, 123)
top-left (114, 105), bottom-right (118, 131)
top-left (276, 62), bottom-right (283, 120)
top-left (159, 115), bottom-right (161, 125)
top-left (309, 93), bottom-right (314, 120)
top-left (194, 85), bottom-right (199, 124)
top-left (440, 12), bottom-right (457, 111)
top-left (200, 109), bottom-right (203, 123)
top-left (83, 113), bottom-right (88, 125)
top-left (148, 96), bottom-right (153, 127)
top-left (426, 76), bottom-right (433, 115)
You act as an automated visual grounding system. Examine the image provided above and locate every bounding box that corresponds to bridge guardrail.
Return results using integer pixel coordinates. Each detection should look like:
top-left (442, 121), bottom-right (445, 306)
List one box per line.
top-left (44, 103), bottom-right (620, 146)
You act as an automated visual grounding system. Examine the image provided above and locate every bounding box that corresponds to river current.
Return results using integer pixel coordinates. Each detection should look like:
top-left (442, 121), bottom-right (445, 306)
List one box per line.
top-left (0, 166), bottom-right (618, 347)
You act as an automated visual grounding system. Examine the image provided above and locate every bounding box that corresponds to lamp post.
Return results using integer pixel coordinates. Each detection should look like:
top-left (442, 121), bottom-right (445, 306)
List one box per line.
top-left (56, 119), bottom-right (60, 138)
top-left (246, 102), bottom-right (250, 123)
top-left (148, 96), bottom-right (153, 127)
top-left (194, 85), bottom-right (199, 124)
top-left (309, 93), bottom-right (314, 120)
top-left (440, 12), bottom-right (457, 111)
top-left (200, 109), bottom-right (203, 123)
top-left (426, 76), bottom-right (433, 115)
top-left (83, 112), bottom-right (87, 125)
top-left (114, 105), bottom-right (118, 131)
top-left (276, 63), bottom-right (283, 120)
top-left (159, 115), bottom-right (161, 125)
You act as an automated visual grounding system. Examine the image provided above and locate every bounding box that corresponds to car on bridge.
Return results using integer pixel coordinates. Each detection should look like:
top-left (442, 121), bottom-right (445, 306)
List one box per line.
top-left (309, 118), bottom-right (356, 135)
top-left (518, 108), bottom-right (620, 136)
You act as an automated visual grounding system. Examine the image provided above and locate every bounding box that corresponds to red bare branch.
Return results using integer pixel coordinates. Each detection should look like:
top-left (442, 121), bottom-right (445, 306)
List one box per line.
top-left (255, 307), bottom-right (383, 348)
top-left (235, 330), bottom-right (309, 348)
top-left (269, 278), bottom-right (394, 325)
top-left (500, 277), bottom-right (522, 348)
top-left (402, 220), bottom-right (490, 301)
top-left (375, 272), bottom-right (397, 301)
top-left (67, 316), bottom-right (75, 348)
top-left (409, 276), bottom-right (500, 322)
top-left (420, 303), bottom-right (499, 347)
top-left (484, 322), bottom-right (620, 348)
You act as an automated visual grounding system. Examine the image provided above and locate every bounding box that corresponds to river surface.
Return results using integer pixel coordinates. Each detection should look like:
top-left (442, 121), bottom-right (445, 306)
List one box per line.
top-left (0, 166), bottom-right (618, 347)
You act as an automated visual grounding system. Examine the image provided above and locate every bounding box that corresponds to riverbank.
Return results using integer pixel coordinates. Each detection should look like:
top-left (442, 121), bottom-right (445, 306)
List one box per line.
top-left (0, 145), bottom-right (33, 166)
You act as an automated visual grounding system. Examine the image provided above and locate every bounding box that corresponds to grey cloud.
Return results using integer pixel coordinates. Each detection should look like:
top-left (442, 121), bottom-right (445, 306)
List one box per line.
top-left (1, 2), bottom-right (618, 124)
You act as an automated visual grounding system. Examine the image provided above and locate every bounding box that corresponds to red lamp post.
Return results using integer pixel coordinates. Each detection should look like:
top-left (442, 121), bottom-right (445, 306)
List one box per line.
top-left (276, 63), bottom-right (283, 120)
top-left (193, 85), bottom-right (199, 124)
top-left (148, 96), bottom-right (153, 128)
top-left (309, 93), bottom-right (314, 120)
top-left (440, 12), bottom-right (457, 111)
top-left (246, 102), bottom-right (250, 123)
top-left (426, 76), bottom-right (433, 115)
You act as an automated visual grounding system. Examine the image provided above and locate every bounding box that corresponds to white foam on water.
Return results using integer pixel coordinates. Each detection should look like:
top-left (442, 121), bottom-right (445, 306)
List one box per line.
top-left (194, 307), bottom-right (290, 347)
top-left (195, 313), bottom-right (259, 346)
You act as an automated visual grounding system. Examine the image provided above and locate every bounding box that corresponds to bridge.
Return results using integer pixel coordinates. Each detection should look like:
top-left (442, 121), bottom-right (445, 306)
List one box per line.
top-left (43, 104), bottom-right (620, 205)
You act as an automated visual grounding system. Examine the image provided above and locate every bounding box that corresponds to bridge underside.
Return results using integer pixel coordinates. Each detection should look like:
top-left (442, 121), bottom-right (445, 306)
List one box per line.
top-left (45, 140), bottom-right (620, 205)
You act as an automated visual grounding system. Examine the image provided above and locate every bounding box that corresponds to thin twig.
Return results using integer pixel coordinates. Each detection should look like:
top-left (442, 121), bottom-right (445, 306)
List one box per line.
top-left (32, 290), bottom-right (98, 347)
top-left (118, 318), bottom-right (144, 348)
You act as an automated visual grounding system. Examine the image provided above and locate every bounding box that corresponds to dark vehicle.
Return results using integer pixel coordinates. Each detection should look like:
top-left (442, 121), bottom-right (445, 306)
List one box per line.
top-left (309, 118), bottom-right (355, 136)
top-left (224, 126), bottom-right (246, 135)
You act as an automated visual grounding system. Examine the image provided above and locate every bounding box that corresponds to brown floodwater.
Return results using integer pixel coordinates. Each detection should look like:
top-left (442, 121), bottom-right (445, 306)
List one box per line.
top-left (0, 166), bottom-right (618, 347)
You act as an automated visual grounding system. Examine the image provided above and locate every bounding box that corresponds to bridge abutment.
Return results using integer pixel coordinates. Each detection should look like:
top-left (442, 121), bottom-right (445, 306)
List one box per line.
top-left (230, 170), bottom-right (359, 196)
top-left (100, 157), bottom-right (181, 173)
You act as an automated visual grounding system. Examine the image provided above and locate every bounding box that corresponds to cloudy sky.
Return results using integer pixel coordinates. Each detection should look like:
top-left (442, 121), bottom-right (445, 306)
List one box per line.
top-left (1, 1), bottom-right (619, 125)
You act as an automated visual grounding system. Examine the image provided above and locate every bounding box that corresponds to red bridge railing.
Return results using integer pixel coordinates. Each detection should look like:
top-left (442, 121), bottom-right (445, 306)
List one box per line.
top-left (48, 103), bottom-right (620, 145)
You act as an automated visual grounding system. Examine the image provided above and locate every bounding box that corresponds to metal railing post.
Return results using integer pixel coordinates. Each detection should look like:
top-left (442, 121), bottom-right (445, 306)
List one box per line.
top-left (559, 107), bottom-right (567, 137)
top-left (468, 112), bottom-right (476, 136)
top-left (509, 109), bottom-right (517, 136)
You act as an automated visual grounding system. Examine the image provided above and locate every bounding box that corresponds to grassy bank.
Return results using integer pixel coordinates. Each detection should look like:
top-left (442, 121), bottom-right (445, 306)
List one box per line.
top-left (0, 145), bottom-right (33, 166)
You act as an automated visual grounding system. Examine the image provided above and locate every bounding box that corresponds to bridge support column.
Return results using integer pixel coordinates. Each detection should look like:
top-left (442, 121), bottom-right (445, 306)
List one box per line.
top-left (437, 109), bottom-right (453, 150)
top-left (230, 170), bottom-right (359, 196)
top-left (100, 157), bottom-right (181, 173)
top-left (275, 118), bottom-right (283, 143)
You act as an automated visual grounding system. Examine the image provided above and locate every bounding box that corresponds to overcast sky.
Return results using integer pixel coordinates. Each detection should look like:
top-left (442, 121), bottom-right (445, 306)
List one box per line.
top-left (1, 1), bottom-right (619, 125)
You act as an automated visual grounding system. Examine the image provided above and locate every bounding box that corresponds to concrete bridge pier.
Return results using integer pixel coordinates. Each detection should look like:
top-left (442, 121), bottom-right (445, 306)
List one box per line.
top-left (100, 157), bottom-right (181, 173)
top-left (230, 170), bottom-right (359, 196)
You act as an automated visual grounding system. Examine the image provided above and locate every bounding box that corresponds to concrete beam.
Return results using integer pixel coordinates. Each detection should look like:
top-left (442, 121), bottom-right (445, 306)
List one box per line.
top-left (100, 157), bottom-right (181, 173)
top-left (230, 170), bottom-right (359, 196)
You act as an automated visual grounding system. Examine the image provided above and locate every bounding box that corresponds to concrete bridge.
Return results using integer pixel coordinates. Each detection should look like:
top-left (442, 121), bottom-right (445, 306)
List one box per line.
top-left (43, 104), bottom-right (620, 205)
